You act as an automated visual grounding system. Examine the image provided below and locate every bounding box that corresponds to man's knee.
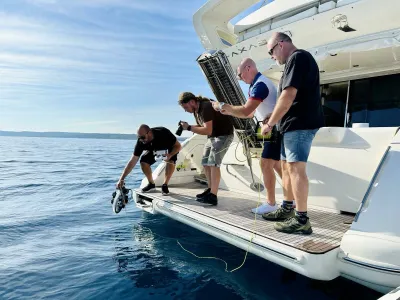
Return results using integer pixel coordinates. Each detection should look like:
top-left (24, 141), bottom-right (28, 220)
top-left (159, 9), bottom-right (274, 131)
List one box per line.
top-left (261, 158), bottom-right (276, 170)
top-left (287, 161), bottom-right (307, 176)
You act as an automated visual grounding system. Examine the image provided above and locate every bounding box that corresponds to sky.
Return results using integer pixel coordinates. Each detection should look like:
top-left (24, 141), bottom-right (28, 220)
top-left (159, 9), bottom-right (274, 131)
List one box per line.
top-left (0, 0), bottom-right (214, 135)
top-left (0, 0), bottom-right (266, 135)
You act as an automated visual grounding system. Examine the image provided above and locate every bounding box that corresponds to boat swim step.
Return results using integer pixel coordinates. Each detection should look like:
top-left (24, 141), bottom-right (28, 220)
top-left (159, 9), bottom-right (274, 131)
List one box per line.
top-left (135, 182), bottom-right (354, 255)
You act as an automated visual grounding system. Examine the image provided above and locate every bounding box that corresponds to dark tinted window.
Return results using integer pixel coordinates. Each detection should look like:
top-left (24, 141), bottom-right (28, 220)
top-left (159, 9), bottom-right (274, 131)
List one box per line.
top-left (321, 82), bottom-right (348, 127)
top-left (348, 74), bottom-right (400, 127)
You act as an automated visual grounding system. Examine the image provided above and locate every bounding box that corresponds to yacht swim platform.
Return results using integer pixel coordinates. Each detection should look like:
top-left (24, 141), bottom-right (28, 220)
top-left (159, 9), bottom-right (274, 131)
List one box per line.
top-left (134, 182), bottom-right (354, 256)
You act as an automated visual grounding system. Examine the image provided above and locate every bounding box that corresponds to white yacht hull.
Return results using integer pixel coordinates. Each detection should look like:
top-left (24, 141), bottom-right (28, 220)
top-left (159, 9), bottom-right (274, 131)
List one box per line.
top-left (134, 128), bottom-right (400, 294)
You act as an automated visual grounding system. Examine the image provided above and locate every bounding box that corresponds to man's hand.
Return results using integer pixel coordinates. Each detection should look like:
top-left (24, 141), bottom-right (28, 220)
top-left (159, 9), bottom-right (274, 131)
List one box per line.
top-left (116, 178), bottom-right (124, 189)
top-left (180, 121), bottom-right (189, 130)
top-left (164, 153), bottom-right (172, 162)
top-left (212, 102), bottom-right (232, 115)
top-left (212, 101), bottom-right (221, 111)
top-left (261, 123), bottom-right (273, 136)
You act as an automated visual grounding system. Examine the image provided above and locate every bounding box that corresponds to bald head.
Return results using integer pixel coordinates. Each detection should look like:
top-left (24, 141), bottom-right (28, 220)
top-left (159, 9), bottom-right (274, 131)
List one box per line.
top-left (267, 32), bottom-right (296, 65)
top-left (237, 58), bottom-right (258, 84)
top-left (269, 32), bottom-right (292, 45)
top-left (138, 124), bottom-right (150, 133)
top-left (239, 58), bottom-right (256, 70)
top-left (137, 124), bottom-right (153, 143)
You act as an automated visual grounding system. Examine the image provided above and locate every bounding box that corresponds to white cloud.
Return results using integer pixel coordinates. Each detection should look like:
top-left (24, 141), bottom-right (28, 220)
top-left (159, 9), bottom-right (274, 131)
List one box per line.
top-left (0, 12), bottom-right (44, 28)
top-left (27, 0), bottom-right (197, 20)
top-left (0, 0), bottom-right (209, 133)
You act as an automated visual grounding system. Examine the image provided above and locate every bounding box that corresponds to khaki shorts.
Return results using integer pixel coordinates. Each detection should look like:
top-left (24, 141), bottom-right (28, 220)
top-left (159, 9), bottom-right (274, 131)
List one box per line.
top-left (201, 135), bottom-right (234, 167)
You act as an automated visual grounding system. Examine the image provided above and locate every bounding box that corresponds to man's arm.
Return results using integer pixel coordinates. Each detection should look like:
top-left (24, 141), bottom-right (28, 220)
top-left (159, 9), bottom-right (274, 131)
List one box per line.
top-left (181, 120), bottom-right (212, 136)
top-left (190, 120), bottom-right (212, 136)
top-left (266, 87), bottom-right (297, 127)
top-left (117, 154), bottom-right (139, 187)
top-left (213, 100), bottom-right (259, 119)
top-left (168, 140), bottom-right (182, 158)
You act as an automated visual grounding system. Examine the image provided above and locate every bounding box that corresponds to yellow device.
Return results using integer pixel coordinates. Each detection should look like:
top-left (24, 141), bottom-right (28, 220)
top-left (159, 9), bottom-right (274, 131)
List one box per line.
top-left (256, 126), bottom-right (272, 140)
top-left (255, 122), bottom-right (278, 142)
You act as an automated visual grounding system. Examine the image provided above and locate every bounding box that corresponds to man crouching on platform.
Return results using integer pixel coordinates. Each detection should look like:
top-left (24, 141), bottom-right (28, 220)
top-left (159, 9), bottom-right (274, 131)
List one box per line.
top-left (178, 92), bottom-right (234, 206)
top-left (116, 124), bottom-right (181, 195)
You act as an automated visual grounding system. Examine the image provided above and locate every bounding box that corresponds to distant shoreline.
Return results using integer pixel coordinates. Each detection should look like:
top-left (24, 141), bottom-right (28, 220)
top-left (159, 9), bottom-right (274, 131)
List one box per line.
top-left (0, 130), bottom-right (187, 141)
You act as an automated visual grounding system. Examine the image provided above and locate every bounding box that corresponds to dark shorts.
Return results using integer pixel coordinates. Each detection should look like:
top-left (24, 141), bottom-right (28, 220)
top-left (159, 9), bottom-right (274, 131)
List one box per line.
top-left (261, 141), bottom-right (281, 161)
top-left (140, 149), bottom-right (178, 166)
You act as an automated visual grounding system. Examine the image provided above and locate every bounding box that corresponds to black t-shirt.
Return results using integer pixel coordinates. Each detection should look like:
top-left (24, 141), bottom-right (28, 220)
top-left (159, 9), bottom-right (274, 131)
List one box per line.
top-left (198, 100), bottom-right (234, 137)
top-left (133, 127), bottom-right (177, 157)
top-left (278, 49), bottom-right (325, 133)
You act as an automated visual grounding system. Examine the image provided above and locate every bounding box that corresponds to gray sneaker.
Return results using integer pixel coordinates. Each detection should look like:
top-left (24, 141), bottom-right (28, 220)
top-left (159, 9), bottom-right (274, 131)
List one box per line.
top-left (262, 206), bottom-right (295, 221)
top-left (274, 217), bottom-right (313, 235)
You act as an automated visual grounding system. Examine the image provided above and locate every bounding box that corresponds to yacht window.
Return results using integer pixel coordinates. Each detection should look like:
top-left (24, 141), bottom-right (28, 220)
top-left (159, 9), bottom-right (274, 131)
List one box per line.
top-left (347, 74), bottom-right (400, 127)
top-left (321, 81), bottom-right (348, 127)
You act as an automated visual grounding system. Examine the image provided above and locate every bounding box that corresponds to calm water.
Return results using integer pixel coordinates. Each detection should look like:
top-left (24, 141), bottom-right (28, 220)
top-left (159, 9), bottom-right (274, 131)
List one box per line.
top-left (0, 136), bottom-right (382, 300)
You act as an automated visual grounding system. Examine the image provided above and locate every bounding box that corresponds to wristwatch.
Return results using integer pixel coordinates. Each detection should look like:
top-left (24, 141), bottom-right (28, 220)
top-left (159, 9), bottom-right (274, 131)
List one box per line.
top-left (187, 125), bottom-right (192, 131)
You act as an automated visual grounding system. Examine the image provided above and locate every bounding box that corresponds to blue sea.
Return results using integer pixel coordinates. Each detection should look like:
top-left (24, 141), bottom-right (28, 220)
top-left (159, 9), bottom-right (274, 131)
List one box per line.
top-left (0, 136), bottom-right (383, 300)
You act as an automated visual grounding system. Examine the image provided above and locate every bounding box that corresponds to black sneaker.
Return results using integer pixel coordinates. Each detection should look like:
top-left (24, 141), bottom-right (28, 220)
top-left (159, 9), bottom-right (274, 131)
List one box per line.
top-left (196, 193), bottom-right (217, 206)
top-left (196, 188), bottom-right (210, 199)
top-left (141, 182), bottom-right (155, 193)
top-left (161, 184), bottom-right (169, 195)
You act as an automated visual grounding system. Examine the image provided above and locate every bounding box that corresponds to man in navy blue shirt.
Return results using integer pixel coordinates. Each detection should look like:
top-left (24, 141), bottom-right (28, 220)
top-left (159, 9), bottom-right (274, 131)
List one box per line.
top-left (213, 58), bottom-right (288, 215)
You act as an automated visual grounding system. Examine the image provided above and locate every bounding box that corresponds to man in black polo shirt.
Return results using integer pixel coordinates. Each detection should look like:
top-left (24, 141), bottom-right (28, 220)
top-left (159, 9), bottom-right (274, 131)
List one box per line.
top-left (261, 32), bottom-right (324, 234)
top-left (116, 124), bottom-right (181, 195)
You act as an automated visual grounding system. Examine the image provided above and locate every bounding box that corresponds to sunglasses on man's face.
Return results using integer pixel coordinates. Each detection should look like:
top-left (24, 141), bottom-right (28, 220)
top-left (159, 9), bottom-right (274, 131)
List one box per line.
top-left (268, 40), bottom-right (283, 56)
top-left (237, 65), bottom-right (249, 80)
top-left (138, 130), bottom-right (149, 140)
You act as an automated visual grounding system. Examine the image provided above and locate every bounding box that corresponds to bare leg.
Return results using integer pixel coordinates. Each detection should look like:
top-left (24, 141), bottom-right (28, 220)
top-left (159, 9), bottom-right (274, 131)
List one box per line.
top-left (287, 162), bottom-right (308, 212)
top-left (273, 160), bottom-right (286, 199)
top-left (140, 162), bottom-right (154, 184)
top-left (273, 160), bottom-right (283, 179)
top-left (203, 166), bottom-right (212, 189)
top-left (281, 160), bottom-right (294, 202)
top-left (261, 158), bottom-right (277, 206)
top-left (210, 166), bottom-right (221, 195)
top-left (164, 162), bottom-right (175, 185)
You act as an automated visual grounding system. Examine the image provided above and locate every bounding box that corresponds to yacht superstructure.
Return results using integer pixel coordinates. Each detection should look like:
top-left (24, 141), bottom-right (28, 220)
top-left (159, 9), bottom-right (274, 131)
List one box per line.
top-left (134, 0), bottom-right (400, 294)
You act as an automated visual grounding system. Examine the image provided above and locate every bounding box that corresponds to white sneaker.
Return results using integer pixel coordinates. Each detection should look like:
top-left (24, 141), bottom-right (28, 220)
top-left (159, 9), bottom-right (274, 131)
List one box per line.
top-left (251, 203), bottom-right (278, 215)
